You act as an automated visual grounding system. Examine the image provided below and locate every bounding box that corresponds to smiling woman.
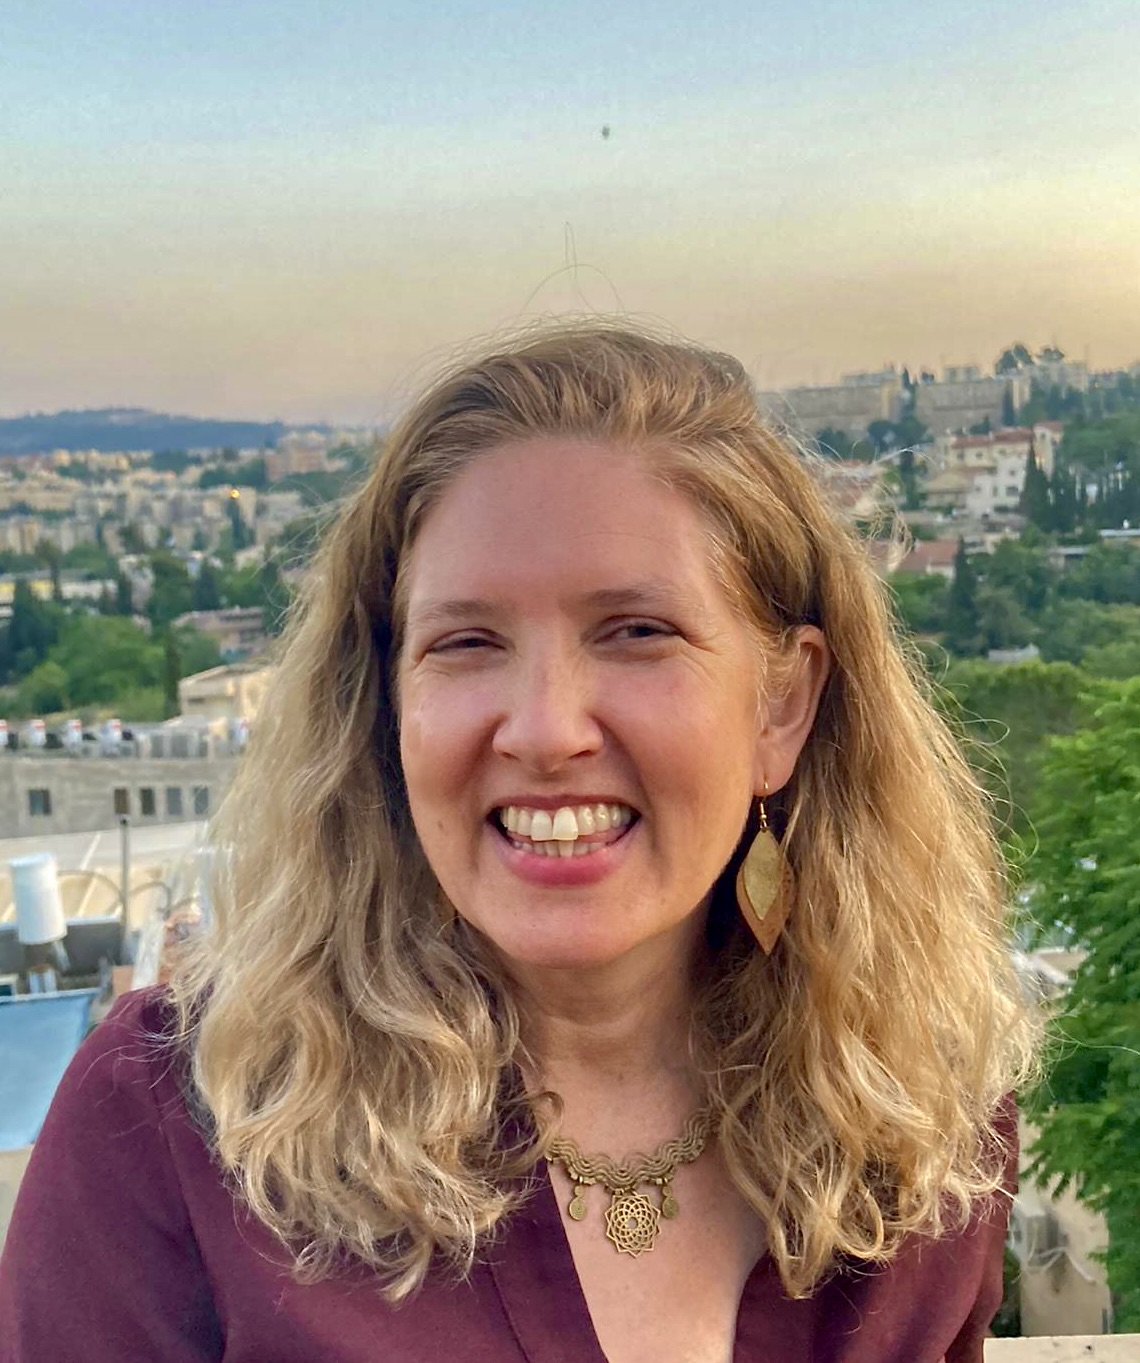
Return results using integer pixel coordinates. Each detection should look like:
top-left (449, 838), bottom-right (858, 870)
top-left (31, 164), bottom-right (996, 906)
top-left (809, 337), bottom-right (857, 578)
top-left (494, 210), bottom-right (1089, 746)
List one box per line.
top-left (0, 324), bottom-right (1040, 1363)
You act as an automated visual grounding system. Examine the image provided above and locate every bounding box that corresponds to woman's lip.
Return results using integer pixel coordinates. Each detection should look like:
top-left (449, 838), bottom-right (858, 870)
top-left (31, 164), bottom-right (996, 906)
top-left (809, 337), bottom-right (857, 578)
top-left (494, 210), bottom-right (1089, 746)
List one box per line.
top-left (488, 797), bottom-right (638, 814)
top-left (488, 819), bottom-right (636, 886)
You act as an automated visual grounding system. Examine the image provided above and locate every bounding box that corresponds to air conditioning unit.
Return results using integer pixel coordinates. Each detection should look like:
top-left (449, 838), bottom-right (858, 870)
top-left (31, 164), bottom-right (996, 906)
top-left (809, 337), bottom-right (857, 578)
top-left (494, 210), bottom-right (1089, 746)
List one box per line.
top-left (1008, 1192), bottom-right (1066, 1267)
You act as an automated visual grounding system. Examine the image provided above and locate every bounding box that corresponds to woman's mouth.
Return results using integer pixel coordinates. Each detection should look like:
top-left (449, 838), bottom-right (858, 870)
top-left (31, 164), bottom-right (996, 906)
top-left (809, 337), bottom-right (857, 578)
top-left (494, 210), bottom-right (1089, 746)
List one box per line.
top-left (493, 802), bottom-right (637, 858)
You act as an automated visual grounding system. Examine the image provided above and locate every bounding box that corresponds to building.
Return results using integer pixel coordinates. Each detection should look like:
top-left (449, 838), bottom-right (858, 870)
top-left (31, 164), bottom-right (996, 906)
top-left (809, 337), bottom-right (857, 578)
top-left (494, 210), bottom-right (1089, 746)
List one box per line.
top-left (174, 608), bottom-right (268, 660)
top-left (0, 737), bottom-right (238, 838)
top-left (177, 661), bottom-right (273, 726)
top-left (915, 375), bottom-right (1031, 437)
top-left (812, 461), bottom-right (892, 521)
top-left (893, 538), bottom-right (960, 579)
top-left (933, 426), bottom-right (1060, 479)
top-left (758, 374), bottom-right (904, 440)
top-left (264, 431), bottom-right (330, 482)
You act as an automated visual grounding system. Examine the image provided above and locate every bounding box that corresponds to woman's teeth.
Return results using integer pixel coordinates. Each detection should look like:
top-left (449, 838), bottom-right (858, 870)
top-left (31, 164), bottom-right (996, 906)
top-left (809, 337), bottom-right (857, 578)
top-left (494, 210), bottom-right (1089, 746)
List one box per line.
top-left (499, 803), bottom-right (633, 857)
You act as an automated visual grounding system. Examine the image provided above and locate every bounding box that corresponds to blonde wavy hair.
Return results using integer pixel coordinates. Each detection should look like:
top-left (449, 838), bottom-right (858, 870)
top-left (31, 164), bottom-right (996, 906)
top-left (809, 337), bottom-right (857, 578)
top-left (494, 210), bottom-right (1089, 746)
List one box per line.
top-left (173, 322), bottom-right (1038, 1301)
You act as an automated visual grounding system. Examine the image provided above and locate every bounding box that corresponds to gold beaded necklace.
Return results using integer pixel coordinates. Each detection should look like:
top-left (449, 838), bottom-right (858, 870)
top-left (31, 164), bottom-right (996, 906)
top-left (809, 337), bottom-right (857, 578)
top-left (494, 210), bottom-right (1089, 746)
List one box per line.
top-left (545, 1107), bottom-right (715, 1257)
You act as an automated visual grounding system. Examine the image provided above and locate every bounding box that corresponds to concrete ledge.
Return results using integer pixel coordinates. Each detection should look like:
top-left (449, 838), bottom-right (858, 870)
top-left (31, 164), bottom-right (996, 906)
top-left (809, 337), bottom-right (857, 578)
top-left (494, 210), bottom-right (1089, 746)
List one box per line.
top-left (986, 1340), bottom-right (1140, 1360)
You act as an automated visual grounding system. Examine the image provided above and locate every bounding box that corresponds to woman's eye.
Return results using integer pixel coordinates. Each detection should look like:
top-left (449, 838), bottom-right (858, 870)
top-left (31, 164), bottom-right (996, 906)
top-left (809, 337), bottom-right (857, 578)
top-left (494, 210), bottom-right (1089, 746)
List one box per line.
top-left (607, 620), bottom-right (676, 642)
top-left (428, 634), bottom-right (495, 654)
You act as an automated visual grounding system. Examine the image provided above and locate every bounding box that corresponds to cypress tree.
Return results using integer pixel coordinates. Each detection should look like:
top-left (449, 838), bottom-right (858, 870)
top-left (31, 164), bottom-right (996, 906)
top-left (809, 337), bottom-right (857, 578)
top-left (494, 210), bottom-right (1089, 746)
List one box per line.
top-left (945, 538), bottom-right (982, 656)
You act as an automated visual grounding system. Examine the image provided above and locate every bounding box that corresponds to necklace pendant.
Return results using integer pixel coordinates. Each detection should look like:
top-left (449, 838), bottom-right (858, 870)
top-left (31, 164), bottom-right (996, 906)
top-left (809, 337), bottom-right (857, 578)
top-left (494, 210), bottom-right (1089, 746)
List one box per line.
top-left (660, 1183), bottom-right (679, 1220)
top-left (603, 1189), bottom-right (662, 1256)
top-left (567, 1185), bottom-right (588, 1221)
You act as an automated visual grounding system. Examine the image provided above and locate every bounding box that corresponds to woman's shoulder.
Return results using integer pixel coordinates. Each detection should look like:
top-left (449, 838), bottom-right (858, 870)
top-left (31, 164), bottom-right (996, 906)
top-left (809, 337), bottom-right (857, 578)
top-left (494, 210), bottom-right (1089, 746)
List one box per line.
top-left (44, 986), bottom-right (193, 1142)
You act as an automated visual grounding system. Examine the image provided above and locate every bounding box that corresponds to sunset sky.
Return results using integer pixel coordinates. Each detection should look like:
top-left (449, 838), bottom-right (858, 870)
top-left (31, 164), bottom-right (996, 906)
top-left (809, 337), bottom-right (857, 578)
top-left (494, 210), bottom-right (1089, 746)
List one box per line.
top-left (3, 0), bottom-right (1138, 423)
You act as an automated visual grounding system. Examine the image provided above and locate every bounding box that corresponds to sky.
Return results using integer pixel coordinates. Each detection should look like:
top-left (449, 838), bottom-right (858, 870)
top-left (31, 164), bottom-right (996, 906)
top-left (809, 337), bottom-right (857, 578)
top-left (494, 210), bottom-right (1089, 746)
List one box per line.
top-left (2, 0), bottom-right (1139, 423)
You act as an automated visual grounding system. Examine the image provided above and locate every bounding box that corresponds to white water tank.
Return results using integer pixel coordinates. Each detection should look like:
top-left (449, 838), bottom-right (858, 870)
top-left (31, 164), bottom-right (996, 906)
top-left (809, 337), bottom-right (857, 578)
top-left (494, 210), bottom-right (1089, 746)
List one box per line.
top-left (9, 853), bottom-right (67, 946)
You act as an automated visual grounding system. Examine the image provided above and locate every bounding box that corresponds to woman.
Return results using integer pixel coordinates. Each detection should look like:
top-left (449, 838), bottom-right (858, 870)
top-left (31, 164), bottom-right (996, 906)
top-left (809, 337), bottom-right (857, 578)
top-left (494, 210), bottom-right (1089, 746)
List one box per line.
top-left (0, 325), bottom-right (1038, 1362)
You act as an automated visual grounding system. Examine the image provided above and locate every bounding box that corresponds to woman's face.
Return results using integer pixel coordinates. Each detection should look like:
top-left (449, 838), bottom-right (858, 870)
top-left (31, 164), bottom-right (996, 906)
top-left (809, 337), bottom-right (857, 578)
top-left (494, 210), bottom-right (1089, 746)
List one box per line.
top-left (397, 437), bottom-right (813, 975)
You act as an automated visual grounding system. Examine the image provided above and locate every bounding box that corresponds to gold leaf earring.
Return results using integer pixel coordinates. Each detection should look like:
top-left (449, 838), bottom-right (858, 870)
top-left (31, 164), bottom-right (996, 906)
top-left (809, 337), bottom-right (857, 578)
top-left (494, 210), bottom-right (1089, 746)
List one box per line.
top-left (734, 796), bottom-right (793, 955)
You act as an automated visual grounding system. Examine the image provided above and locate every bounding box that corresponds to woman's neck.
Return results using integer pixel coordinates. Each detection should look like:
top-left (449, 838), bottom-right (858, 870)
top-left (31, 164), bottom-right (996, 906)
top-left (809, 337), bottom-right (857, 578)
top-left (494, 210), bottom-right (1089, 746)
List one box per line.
top-left (507, 926), bottom-right (711, 1145)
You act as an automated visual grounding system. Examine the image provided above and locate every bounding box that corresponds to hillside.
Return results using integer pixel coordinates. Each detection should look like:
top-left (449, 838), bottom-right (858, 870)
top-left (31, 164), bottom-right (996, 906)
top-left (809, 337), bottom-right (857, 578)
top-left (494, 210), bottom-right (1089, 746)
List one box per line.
top-left (0, 408), bottom-right (290, 455)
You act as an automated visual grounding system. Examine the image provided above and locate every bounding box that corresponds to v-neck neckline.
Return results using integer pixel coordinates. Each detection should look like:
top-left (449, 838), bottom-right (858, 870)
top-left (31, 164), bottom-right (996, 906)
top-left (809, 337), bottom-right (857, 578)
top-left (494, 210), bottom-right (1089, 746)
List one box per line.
top-left (486, 1166), bottom-right (817, 1363)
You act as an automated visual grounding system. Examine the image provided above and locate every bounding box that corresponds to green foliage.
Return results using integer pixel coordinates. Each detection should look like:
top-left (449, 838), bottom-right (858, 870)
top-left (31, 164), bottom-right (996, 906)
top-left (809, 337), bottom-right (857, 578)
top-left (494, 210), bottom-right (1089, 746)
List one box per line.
top-left (59, 541), bottom-right (117, 578)
top-left (1036, 600), bottom-right (1140, 667)
top-left (147, 552), bottom-right (193, 630)
top-left (219, 558), bottom-right (290, 635)
top-left (274, 512), bottom-right (332, 567)
top-left (996, 342), bottom-right (1033, 374)
top-left (0, 550), bottom-right (37, 574)
top-left (114, 571), bottom-right (134, 616)
top-left (171, 624), bottom-right (222, 676)
top-left (939, 659), bottom-right (1091, 836)
top-left (1018, 453), bottom-right (1051, 529)
top-left (889, 572), bottom-right (948, 635)
top-left (190, 559), bottom-right (223, 611)
top-left (944, 539), bottom-right (982, 656)
top-left (6, 614), bottom-right (220, 718)
top-left (1023, 680), bottom-right (1140, 1326)
top-left (275, 467), bottom-right (358, 504)
top-left (990, 1250), bottom-right (1022, 1337)
top-left (199, 457), bottom-right (267, 491)
top-left (16, 660), bottom-right (69, 715)
top-left (813, 427), bottom-right (872, 461)
top-left (0, 581), bottom-right (64, 683)
top-left (163, 631), bottom-right (180, 719)
top-left (151, 448), bottom-right (198, 476)
top-left (1057, 542), bottom-right (1140, 606)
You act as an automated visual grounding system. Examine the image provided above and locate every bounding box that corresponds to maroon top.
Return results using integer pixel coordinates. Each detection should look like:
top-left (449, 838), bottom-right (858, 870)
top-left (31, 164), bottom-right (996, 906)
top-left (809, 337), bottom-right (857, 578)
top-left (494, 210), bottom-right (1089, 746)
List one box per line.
top-left (0, 991), bottom-right (1014, 1362)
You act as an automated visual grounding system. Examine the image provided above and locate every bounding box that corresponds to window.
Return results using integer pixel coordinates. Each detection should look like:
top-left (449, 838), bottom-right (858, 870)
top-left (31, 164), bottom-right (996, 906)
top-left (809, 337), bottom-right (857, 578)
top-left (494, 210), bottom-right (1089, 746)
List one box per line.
top-left (113, 787), bottom-right (130, 816)
top-left (165, 786), bottom-right (183, 818)
top-left (27, 788), bottom-right (52, 817)
top-left (139, 787), bottom-right (156, 817)
top-left (192, 786), bottom-right (209, 817)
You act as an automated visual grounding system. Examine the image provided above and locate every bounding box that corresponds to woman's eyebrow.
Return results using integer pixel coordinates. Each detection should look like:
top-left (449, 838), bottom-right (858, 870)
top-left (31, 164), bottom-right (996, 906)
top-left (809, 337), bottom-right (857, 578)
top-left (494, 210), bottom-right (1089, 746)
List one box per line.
top-left (405, 598), bottom-right (499, 631)
top-left (406, 582), bottom-right (709, 631)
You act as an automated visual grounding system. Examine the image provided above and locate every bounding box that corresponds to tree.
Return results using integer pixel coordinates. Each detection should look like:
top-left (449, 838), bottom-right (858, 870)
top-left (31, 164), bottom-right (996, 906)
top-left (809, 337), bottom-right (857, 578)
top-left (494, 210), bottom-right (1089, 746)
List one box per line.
top-left (114, 571), bottom-right (134, 616)
top-left (890, 573), bottom-right (949, 635)
top-left (4, 581), bottom-right (60, 681)
top-left (995, 343), bottom-right (1033, 375)
top-left (171, 624), bottom-right (222, 677)
top-left (163, 631), bottom-right (181, 719)
top-left (14, 660), bottom-right (69, 717)
top-left (148, 553), bottom-right (193, 630)
top-left (896, 447), bottom-right (920, 510)
top-left (893, 414), bottom-right (930, 449)
top-left (939, 659), bottom-right (1090, 836)
top-left (975, 585), bottom-right (1034, 653)
top-left (119, 522), bottom-right (147, 554)
top-left (983, 539), bottom-right (1053, 616)
top-left (1023, 679), bottom-right (1140, 1326)
top-left (49, 615), bottom-right (164, 705)
top-left (61, 541), bottom-right (117, 578)
top-left (1058, 543), bottom-right (1140, 606)
top-left (944, 539), bottom-right (982, 656)
top-left (1001, 387), bottom-right (1017, 428)
top-left (35, 540), bottom-right (64, 603)
top-left (227, 496), bottom-right (253, 551)
top-left (191, 559), bottom-right (223, 612)
top-left (814, 427), bottom-right (869, 461)
top-left (1018, 453), bottom-right (1051, 530)
top-left (867, 420), bottom-right (896, 456)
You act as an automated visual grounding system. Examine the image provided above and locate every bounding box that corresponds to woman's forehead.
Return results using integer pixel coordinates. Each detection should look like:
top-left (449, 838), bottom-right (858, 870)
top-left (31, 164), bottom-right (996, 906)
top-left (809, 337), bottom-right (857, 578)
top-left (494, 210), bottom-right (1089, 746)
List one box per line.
top-left (398, 438), bottom-right (737, 623)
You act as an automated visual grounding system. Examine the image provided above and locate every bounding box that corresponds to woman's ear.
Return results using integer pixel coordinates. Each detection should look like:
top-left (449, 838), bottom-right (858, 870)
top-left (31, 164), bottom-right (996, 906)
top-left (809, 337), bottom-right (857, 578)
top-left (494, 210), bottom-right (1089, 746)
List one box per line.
top-left (752, 625), bottom-right (830, 795)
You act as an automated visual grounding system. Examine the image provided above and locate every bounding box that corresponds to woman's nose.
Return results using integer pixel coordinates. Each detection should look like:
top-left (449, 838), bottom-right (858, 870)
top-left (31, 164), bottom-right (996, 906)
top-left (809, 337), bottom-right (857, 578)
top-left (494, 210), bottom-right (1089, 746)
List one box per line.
top-left (491, 654), bottom-right (604, 772)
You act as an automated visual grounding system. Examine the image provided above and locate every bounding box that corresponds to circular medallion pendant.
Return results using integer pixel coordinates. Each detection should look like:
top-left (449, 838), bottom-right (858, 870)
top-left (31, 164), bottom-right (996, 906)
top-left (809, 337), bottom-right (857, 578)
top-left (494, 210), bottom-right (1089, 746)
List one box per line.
top-left (603, 1190), bottom-right (662, 1256)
